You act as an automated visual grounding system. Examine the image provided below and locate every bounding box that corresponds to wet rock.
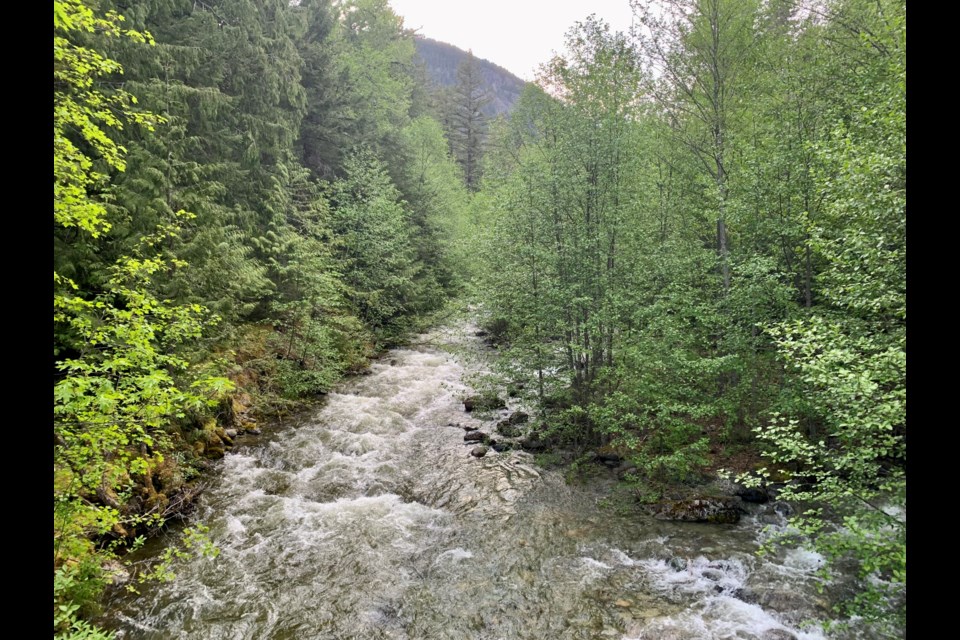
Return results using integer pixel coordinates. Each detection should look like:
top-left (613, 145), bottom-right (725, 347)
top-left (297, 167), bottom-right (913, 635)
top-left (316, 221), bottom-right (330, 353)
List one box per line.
top-left (464, 431), bottom-right (490, 443)
top-left (519, 436), bottom-right (546, 452)
top-left (462, 424), bottom-right (479, 432)
top-left (667, 557), bottom-right (688, 571)
top-left (463, 392), bottom-right (506, 412)
top-left (754, 588), bottom-right (826, 618)
top-left (245, 427), bottom-right (262, 435)
top-left (761, 630), bottom-right (797, 640)
top-left (491, 442), bottom-right (513, 453)
top-left (507, 411), bottom-right (529, 425)
top-left (225, 428), bottom-right (239, 439)
top-left (596, 453), bottom-right (622, 468)
top-left (772, 501), bottom-right (793, 517)
top-left (617, 464), bottom-right (639, 480)
top-left (471, 445), bottom-right (489, 458)
top-left (651, 496), bottom-right (744, 524)
top-left (102, 559), bottom-right (131, 587)
top-left (734, 587), bottom-right (759, 604)
top-left (496, 421), bottom-right (521, 438)
top-left (206, 445), bottom-right (225, 459)
top-left (736, 486), bottom-right (770, 503)
top-left (701, 568), bottom-right (724, 582)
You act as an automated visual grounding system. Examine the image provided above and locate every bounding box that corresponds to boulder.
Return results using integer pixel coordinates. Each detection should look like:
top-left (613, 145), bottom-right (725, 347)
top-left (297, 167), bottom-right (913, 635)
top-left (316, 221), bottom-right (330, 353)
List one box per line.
top-left (651, 496), bottom-right (744, 524)
top-left (735, 486), bottom-right (770, 503)
top-left (761, 630), bottom-right (797, 640)
top-left (496, 421), bottom-right (521, 438)
top-left (463, 393), bottom-right (506, 412)
top-left (464, 431), bottom-right (490, 444)
top-left (595, 452), bottom-right (622, 468)
top-left (772, 501), bottom-right (793, 517)
top-left (734, 587), bottom-right (759, 604)
top-left (520, 436), bottom-right (547, 452)
top-left (471, 445), bottom-right (489, 458)
top-left (617, 464), bottom-right (639, 480)
top-left (507, 411), bottom-right (529, 425)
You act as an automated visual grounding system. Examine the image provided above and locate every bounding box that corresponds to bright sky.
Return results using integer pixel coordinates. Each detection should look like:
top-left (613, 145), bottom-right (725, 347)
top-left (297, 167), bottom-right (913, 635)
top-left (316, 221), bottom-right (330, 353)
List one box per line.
top-left (388, 1), bottom-right (637, 81)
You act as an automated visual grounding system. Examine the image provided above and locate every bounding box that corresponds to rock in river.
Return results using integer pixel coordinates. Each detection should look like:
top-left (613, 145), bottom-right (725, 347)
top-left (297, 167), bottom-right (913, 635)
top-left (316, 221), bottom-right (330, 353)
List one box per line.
top-left (651, 496), bottom-right (744, 524)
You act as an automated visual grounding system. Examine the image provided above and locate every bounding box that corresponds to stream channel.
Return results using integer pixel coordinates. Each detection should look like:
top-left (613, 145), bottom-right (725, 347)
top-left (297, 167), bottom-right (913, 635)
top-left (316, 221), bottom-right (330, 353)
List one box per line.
top-left (101, 319), bottom-right (879, 640)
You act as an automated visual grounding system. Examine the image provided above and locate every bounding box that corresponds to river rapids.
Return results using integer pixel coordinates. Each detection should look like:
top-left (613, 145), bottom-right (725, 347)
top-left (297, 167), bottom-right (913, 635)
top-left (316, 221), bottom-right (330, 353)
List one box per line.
top-left (100, 320), bottom-right (887, 640)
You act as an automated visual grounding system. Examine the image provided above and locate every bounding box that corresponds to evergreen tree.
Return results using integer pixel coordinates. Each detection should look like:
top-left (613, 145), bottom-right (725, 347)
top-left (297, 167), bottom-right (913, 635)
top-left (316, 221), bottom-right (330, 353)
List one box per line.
top-left (447, 51), bottom-right (490, 191)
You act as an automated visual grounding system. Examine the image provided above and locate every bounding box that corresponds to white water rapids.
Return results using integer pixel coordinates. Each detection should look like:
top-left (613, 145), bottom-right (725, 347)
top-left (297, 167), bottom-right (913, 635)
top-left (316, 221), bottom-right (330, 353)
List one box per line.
top-left (101, 320), bottom-right (883, 639)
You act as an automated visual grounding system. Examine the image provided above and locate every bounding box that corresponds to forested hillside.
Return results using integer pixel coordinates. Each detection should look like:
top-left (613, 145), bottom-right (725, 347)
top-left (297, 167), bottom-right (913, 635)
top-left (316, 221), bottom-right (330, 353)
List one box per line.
top-left (413, 36), bottom-right (527, 117)
top-left (54, 0), bottom-right (904, 637)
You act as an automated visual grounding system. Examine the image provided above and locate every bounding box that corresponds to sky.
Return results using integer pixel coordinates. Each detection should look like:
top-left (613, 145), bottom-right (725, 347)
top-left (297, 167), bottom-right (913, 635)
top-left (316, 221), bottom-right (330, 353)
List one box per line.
top-left (387, 1), bottom-right (637, 81)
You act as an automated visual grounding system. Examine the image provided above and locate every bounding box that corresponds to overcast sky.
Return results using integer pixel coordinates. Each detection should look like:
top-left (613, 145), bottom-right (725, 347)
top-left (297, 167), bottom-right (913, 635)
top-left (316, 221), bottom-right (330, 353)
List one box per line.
top-left (388, 1), bottom-right (636, 81)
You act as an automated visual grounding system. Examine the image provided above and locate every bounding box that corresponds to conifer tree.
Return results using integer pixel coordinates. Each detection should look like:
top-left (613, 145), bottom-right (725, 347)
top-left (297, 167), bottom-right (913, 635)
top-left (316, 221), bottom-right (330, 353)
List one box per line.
top-left (448, 52), bottom-right (490, 191)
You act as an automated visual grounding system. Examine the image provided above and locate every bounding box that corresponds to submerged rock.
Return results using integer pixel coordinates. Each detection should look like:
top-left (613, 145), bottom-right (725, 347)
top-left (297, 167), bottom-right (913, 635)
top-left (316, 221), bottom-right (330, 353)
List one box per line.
top-left (734, 586), bottom-right (758, 604)
top-left (761, 630), bottom-right (797, 640)
top-left (651, 496), bottom-right (744, 524)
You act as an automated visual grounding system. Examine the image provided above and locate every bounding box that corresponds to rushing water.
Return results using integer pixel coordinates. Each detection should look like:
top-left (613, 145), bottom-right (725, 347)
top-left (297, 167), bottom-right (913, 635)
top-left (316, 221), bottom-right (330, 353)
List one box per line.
top-left (101, 320), bottom-right (879, 640)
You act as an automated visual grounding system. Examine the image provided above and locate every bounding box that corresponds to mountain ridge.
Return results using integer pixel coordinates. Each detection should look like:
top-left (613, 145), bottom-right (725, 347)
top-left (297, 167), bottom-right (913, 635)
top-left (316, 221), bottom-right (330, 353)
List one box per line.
top-left (413, 36), bottom-right (528, 117)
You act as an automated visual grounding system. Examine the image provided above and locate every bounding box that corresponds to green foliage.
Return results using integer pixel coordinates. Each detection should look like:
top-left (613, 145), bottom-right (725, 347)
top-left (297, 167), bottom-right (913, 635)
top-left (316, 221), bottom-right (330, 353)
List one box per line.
top-left (130, 524), bottom-right (220, 588)
top-left (735, 1), bottom-right (905, 630)
top-left (50, 0), bottom-right (905, 635)
top-left (475, 3), bottom-right (905, 631)
top-left (54, 229), bottom-right (234, 501)
top-left (53, 2), bottom-right (233, 634)
top-left (328, 149), bottom-right (441, 341)
top-left (54, 0), bottom-right (161, 239)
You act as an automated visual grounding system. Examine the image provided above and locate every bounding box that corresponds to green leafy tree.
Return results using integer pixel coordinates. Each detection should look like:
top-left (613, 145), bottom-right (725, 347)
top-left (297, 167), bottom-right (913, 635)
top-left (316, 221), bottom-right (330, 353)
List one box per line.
top-left (54, 2), bottom-right (231, 634)
top-left (737, 0), bottom-right (905, 631)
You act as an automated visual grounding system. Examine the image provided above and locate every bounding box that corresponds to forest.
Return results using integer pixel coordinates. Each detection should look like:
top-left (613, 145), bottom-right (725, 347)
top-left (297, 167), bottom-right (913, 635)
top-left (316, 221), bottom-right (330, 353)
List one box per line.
top-left (54, 0), bottom-right (904, 637)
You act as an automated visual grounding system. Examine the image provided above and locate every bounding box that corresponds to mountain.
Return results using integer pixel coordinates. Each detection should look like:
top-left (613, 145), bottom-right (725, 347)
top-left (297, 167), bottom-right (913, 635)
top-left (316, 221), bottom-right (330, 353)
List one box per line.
top-left (413, 36), bottom-right (528, 117)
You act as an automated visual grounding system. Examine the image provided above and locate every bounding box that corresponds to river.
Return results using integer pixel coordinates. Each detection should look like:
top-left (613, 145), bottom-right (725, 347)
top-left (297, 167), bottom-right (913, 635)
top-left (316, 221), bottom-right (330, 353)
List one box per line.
top-left (100, 319), bottom-right (882, 639)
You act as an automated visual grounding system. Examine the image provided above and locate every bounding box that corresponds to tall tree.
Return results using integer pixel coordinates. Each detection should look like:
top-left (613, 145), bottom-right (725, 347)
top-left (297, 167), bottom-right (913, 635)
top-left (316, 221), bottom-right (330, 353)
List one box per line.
top-left (742, 0), bottom-right (906, 630)
top-left (54, 2), bottom-right (230, 635)
top-left (632, 0), bottom-right (761, 293)
top-left (447, 51), bottom-right (490, 191)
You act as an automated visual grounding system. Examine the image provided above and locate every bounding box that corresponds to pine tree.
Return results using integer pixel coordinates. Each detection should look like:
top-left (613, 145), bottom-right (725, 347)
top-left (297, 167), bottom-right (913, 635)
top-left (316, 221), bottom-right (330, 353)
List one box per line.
top-left (448, 52), bottom-right (489, 191)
